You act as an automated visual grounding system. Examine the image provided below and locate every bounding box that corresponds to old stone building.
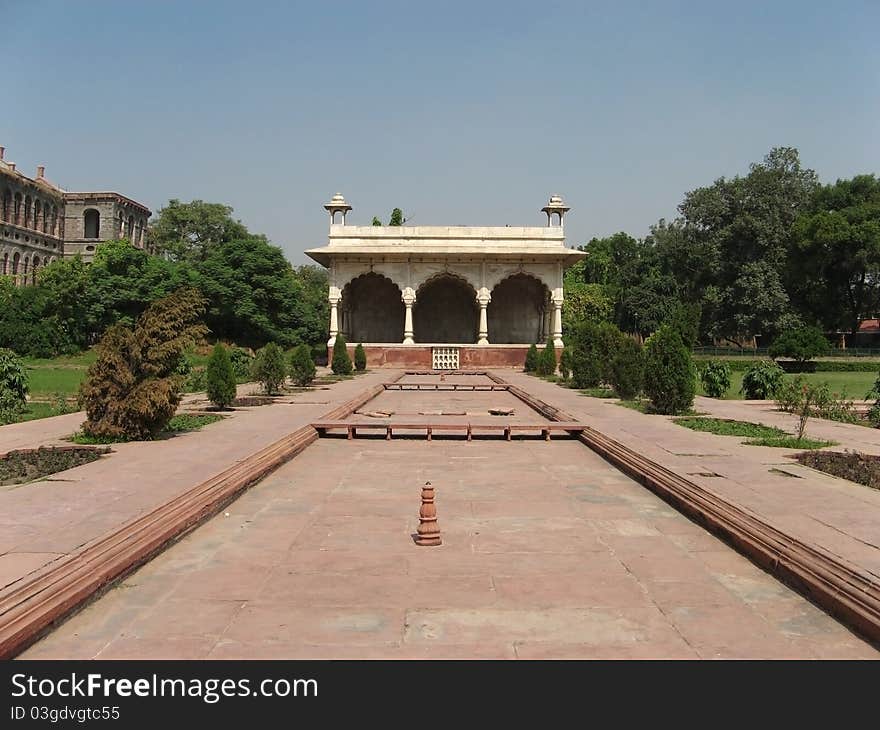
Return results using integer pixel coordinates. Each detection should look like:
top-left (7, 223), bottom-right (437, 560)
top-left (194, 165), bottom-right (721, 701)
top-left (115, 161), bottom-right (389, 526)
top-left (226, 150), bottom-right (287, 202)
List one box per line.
top-left (0, 145), bottom-right (150, 284)
top-left (306, 194), bottom-right (585, 368)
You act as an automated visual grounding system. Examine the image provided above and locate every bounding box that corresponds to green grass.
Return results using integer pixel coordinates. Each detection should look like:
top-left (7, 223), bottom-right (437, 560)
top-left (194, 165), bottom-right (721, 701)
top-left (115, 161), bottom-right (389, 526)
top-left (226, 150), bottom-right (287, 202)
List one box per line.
top-left (617, 399), bottom-right (700, 416)
top-left (673, 417), bottom-right (785, 438)
top-left (14, 402), bottom-right (65, 423)
top-left (673, 416), bottom-right (836, 450)
top-left (166, 413), bottom-right (223, 432)
top-left (745, 436), bottom-right (836, 449)
top-left (579, 387), bottom-right (616, 398)
top-left (697, 371), bottom-right (876, 400)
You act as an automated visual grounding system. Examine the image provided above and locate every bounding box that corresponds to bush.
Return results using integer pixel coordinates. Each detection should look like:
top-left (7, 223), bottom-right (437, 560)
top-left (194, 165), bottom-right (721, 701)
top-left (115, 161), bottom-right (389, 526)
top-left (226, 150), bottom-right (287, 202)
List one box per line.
top-left (769, 326), bottom-right (830, 364)
top-left (252, 342), bottom-right (287, 394)
top-left (524, 343), bottom-right (539, 372)
top-left (536, 337), bottom-right (557, 376)
top-left (643, 325), bottom-right (696, 415)
top-left (79, 288), bottom-right (207, 440)
top-left (331, 334), bottom-right (353, 375)
top-left (206, 343), bottom-right (237, 409)
top-left (700, 360), bottom-right (731, 399)
top-left (571, 347), bottom-right (602, 389)
top-left (559, 348), bottom-right (573, 380)
top-left (289, 343), bottom-right (317, 386)
top-left (229, 347), bottom-right (253, 380)
top-left (354, 343), bottom-right (367, 371)
top-left (0, 348), bottom-right (29, 425)
top-left (608, 337), bottom-right (644, 400)
top-left (868, 375), bottom-right (880, 427)
top-left (567, 321), bottom-right (620, 387)
top-left (185, 366), bottom-right (207, 392)
top-left (740, 361), bottom-right (784, 400)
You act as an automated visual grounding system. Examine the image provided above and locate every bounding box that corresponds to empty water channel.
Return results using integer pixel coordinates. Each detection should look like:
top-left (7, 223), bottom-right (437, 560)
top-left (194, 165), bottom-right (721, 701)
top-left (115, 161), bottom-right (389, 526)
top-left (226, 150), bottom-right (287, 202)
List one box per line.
top-left (315, 372), bottom-right (583, 441)
top-left (19, 371), bottom-right (878, 658)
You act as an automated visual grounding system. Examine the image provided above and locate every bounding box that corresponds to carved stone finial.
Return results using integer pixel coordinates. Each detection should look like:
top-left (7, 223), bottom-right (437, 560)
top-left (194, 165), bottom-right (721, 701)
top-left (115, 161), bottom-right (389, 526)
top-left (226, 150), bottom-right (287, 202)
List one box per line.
top-left (415, 481), bottom-right (441, 546)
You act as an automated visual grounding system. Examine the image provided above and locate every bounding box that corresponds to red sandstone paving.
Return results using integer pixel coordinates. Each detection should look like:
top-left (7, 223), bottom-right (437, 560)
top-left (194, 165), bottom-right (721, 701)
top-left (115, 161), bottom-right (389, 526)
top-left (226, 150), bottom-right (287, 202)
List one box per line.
top-left (499, 371), bottom-right (880, 579)
top-left (0, 370), bottom-right (396, 593)
top-left (22, 439), bottom-right (876, 659)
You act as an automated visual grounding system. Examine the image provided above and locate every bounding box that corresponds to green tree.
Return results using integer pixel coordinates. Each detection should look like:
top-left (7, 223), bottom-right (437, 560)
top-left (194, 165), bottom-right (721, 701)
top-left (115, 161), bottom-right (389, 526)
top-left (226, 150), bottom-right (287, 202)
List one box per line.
top-left (289, 343), bottom-right (317, 386)
top-left (331, 334), bottom-right (353, 375)
top-left (536, 337), bottom-right (557, 376)
top-left (643, 325), bottom-right (696, 414)
top-left (252, 342), bottom-right (287, 394)
top-left (389, 208), bottom-right (404, 226)
top-left (558, 347), bottom-right (573, 380)
top-left (700, 361), bottom-right (732, 398)
top-left (740, 361), bottom-right (785, 400)
top-left (790, 175), bottom-right (880, 335)
top-left (769, 326), bottom-right (830, 364)
top-left (372, 216), bottom-right (382, 226)
top-left (608, 337), bottom-right (644, 400)
top-left (0, 348), bottom-right (29, 424)
top-left (205, 343), bottom-right (237, 408)
top-left (524, 343), bottom-right (539, 372)
top-left (354, 343), bottom-right (367, 371)
top-left (148, 199), bottom-right (250, 262)
top-left (79, 288), bottom-right (208, 440)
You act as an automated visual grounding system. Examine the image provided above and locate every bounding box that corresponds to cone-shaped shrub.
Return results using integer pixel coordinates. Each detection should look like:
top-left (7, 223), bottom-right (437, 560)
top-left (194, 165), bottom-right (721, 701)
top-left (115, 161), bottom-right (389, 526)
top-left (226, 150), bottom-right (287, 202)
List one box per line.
top-left (331, 334), bottom-right (353, 375)
top-left (252, 342), bottom-right (287, 394)
top-left (536, 337), bottom-right (557, 376)
top-left (559, 347), bottom-right (573, 381)
top-left (0, 348), bottom-right (29, 425)
top-left (524, 343), bottom-right (539, 372)
top-left (354, 343), bottom-right (367, 371)
top-left (206, 343), bottom-right (237, 409)
top-left (609, 337), bottom-right (644, 400)
top-left (289, 343), bottom-right (316, 386)
top-left (643, 325), bottom-right (695, 414)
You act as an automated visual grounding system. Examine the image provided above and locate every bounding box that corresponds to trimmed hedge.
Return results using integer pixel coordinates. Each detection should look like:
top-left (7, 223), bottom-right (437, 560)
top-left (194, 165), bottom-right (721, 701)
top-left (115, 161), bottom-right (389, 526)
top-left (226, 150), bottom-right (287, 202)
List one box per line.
top-left (694, 357), bottom-right (879, 372)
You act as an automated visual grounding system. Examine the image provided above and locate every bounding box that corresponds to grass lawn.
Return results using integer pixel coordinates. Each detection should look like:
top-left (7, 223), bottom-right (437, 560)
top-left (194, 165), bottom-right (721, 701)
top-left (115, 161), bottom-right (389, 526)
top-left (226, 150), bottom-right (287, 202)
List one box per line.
top-left (22, 350), bottom-right (96, 398)
top-left (697, 371), bottom-right (876, 400)
top-left (673, 417), bottom-right (835, 450)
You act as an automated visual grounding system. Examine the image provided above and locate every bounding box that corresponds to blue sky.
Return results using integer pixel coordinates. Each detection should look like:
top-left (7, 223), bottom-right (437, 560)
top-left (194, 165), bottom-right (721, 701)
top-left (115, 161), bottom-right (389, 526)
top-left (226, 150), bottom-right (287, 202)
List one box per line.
top-left (4, 1), bottom-right (879, 263)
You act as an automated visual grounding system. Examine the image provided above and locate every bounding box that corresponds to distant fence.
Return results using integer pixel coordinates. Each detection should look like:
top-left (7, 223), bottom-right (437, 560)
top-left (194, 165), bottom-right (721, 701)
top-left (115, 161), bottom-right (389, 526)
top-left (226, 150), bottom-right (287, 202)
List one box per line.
top-left (693, 347), bottom-right (880, 359)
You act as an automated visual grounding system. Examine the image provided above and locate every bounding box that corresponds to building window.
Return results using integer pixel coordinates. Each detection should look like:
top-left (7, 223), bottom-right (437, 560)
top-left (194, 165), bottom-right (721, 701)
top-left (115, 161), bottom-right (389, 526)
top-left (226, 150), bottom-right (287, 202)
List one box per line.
top-left (84, 209), bottom-right (100, 239)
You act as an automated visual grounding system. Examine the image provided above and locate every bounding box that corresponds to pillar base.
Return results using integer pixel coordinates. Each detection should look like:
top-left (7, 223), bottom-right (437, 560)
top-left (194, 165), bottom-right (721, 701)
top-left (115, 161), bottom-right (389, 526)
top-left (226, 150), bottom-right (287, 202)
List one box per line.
top-left (553, 337), bottom-right (564, 349)
top-left (402, 336), bottom-right (415, 345)
top-left (477, 337), bottom-right (489, 346)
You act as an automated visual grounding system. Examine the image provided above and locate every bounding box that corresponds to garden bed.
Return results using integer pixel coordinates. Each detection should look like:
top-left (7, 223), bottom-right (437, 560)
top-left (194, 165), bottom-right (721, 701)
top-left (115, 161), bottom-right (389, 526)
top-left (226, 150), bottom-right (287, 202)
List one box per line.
top-left (232, 396), bottom-right (276, 407)
top-left (673, 417), bottom-right (835, 449)
top-left (0, 446), bottom-right (110, 486)
top-left (795, 451), bottom-right (880, 490)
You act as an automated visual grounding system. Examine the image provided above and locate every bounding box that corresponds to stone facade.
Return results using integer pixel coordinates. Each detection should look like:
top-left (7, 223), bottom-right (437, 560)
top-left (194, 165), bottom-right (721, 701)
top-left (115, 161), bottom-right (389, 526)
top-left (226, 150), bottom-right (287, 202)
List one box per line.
top-left (306, 194), bottom-right (585, 366)
top-left (0, 145), bottom-right (150, 283)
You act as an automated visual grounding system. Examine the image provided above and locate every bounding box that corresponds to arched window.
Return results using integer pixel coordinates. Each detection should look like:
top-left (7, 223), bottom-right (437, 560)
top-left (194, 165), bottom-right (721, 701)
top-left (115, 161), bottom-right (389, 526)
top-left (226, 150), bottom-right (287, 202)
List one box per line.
top-left (84, 209), bottom-right (100, 238)
top-left (41, 202), bottom-right (48, 233)
top-left (14, 193), bottom-right (22, 225)
top-left (12, 252), bottom-right (20, 274)
top-left (22, 256), bottom-right (29, 276)
top-left (24, 196), bottom-right (32, 228)
top-left (1, 190), bottom-right (9, 223)
top-left (31, 257), bottom-right (39, 285)
top-left (1, 252), bottom-right (7, 275)
top-left (127, 215), bottom-right (134, 240)
top-left (34, 201), bottom-right (41, 231)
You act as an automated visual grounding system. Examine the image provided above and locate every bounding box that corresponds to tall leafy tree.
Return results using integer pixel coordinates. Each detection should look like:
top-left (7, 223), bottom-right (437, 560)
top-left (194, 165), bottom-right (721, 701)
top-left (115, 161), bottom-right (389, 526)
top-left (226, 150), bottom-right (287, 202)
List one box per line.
top-left (148, 199), bottom-right (251, 262)
top-left (790, 174), bottom-right (880, 334)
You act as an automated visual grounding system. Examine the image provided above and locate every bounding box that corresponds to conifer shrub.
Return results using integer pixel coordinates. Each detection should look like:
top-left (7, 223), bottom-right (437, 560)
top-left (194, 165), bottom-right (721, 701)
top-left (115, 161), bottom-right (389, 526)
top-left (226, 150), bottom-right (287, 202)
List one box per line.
top-left (559, 347), bottom-right (573, 381)
top-left (524, 343), bottom-right (539, 373)
top-left (331, 334), bottom-right (353, 375)
top-left (289, 343), bottom-right (317, 386)
top-left (206, 343), bottom-right (237, 409)
top-left (0, 348), bottom-right (29, 425)
top-left (740, 361), bottom-right (785, 400)
top-left (79, 288), bottom-right (207, 440)
top-left (700, 360), bottom-right (732, 399)
top-left (609, 336), bottom-right (644, 400)
top-left (354, 343), bottom-right (367, 371)
top-left (252, 342), bottom-right (287, 394)
top-left (536, 337), bottom-right (557, 376)
top-left (228, 347), bottom-right (254, 380)
top-left (643, 325), bottom-right (696, 415)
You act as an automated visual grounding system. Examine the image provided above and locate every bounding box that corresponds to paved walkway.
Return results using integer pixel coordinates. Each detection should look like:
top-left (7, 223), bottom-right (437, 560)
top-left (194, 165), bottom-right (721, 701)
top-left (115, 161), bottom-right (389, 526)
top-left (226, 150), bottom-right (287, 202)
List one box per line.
top-left (500, 372), bottom-right (880, 580)
top-left (0, 371), bottom-right (394, 594)
top-left (22, 439), bottom-right (875, 659)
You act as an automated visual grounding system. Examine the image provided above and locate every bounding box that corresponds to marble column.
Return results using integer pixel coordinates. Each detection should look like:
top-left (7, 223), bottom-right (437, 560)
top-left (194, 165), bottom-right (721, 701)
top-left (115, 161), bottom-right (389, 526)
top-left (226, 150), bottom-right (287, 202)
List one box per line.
top-left (327, 287), bottom-right (341, 347)
top-left (476, 287), bottom-right (491, 345)
top-left (402, 287), bottom-right (416, 344)
top-left (552, 290), bottom-right (564, 348)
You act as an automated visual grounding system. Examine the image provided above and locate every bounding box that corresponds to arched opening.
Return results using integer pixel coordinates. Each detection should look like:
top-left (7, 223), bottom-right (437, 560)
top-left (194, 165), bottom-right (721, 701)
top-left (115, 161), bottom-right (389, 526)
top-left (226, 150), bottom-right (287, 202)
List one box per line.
top-left (84, 209), bottom-right (100, 238)
top-left (24, 196), bottom-right (31, 228)
top-left (22, 256), bottom-right (29, 277)
top-left (1, 190), bottom-right (10, 223)
top-left (13, 193), bottom-right (22, 225)
top-left (341, 272), bottom-right (404, 343)
top-left (488, 273), bottom-right (549, 344)
top-left (31, 256), bottom-right (39, 285)
top-left (127, 215), bottom-right (134, 240)
top-left (1, 253), bottom-right (7, 275)
top-left (414, 274), bottom-right (478, 343)
top-left (12, 252), bottom-right (20, 274)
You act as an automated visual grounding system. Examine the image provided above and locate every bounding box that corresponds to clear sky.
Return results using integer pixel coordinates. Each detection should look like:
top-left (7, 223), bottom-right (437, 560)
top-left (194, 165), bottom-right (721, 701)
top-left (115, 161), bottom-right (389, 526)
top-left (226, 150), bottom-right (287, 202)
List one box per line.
top-left (4, 1), bottom-right (879, 263)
